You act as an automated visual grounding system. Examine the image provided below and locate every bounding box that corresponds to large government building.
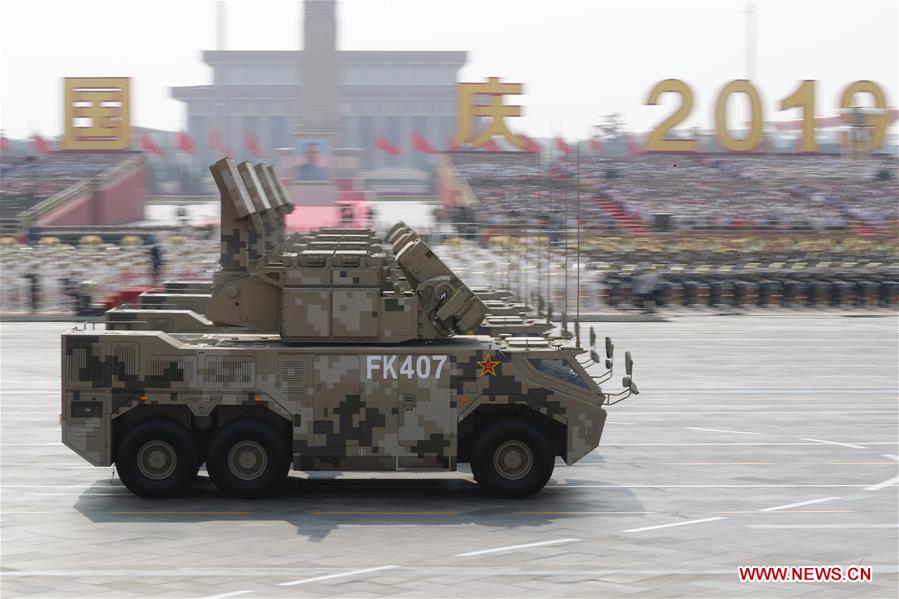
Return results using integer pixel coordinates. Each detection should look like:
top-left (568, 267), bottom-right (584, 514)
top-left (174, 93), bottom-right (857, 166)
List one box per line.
top-left (171, 1), bottom-right (465, 173)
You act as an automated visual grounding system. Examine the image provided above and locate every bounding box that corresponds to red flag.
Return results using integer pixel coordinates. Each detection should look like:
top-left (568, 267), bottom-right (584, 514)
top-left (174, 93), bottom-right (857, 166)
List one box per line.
top-left (0, 135), bottom-right (10, 153)
top-left (412, 132), bottom-right (437, 154)
top-left (208, 129), bottom-right (221, 151)
top-left (375, 135), bottom-right (402, 156)
top-left (518, 133), bottom-right (541, 153)
top-left (141, 132), bottom-right (164, 157)
top-left (482, 138), bottom-right (501, 152)
top-left (32, 134), bottom-right (50, 155)
top-left (176, 131), bottom-right (196, 154)
top-left (245, 131), bottom-right (262, 157)
top-left (555, 136), bottom-right (571, 155)
top-left (625, 133), bottom-right (642, 157)
top-left (589, 136), bottom-right (603, 155)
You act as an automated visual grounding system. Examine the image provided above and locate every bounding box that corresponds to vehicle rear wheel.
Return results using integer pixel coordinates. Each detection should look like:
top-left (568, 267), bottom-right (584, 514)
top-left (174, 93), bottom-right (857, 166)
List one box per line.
top-left (470, 420), bottom-right (555, 499)
top-left (116, 418), bottom-right (201, 498)
top-left (206, 420), bottom-right (289, 498)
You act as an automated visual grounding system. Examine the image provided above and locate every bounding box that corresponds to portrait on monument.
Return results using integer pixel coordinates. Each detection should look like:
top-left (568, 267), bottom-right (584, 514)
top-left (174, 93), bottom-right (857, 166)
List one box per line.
top-left (295, 134), bottom-right (331, 182)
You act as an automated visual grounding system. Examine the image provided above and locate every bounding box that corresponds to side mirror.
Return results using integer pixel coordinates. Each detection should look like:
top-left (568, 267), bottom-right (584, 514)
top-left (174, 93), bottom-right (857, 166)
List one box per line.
top-left (625, 351), bottom-right (633, 376)
top-left (605, 337), bottom-right (614, 359)
top-left (622, 375), bottom-right (631, 387)
top-left (605, 359), bottom-right (612, 369)
top-left (589, 327), bottom-right (596, 348)
top-left (590, 350), bottom-right (600, 363)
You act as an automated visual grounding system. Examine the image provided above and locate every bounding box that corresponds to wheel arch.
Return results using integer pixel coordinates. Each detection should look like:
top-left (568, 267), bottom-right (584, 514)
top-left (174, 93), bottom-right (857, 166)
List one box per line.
top-left (458, 404), bottom-right (566, 463)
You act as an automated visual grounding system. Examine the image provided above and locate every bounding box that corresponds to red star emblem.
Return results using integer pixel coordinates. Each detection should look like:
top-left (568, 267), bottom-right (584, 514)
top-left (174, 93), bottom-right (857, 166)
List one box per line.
top-left (477, 355), bottom-right (500, 376)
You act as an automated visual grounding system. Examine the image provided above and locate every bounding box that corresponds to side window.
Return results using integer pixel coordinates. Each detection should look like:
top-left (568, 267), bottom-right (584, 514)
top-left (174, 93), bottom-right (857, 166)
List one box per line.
top-left (528, 358), bottom-right (589, 389)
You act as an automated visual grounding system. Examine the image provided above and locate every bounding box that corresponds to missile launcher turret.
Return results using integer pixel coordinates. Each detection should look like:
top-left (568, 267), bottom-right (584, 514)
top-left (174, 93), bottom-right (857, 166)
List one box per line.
top-left (110, 160), bottom-right (540, 337)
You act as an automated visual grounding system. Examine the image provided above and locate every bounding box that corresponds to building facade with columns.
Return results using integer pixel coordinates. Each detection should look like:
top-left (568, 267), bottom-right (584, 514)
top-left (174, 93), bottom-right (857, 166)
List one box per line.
top-left (171, 3), bottom-right (465, 173)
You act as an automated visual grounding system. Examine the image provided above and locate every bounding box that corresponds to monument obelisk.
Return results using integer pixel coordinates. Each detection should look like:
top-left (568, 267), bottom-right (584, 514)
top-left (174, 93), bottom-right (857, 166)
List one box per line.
top-left (291, 0), bottom-right (341, 205)
top-left (299, 0), bottom-right (339, 135)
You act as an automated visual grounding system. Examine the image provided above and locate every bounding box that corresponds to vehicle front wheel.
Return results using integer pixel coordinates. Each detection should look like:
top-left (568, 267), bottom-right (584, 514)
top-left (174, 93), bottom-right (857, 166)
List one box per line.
top-left (470, 420), bottom-right (555, 499)
top-left (206, 420), bottom-right (290, 498)
top-left (116, 418), bottom-right (201, 498)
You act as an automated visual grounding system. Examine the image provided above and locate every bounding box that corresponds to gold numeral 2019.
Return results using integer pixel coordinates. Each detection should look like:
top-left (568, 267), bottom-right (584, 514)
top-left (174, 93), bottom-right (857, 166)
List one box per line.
top-left (644, 79), bottom-right (890, 152)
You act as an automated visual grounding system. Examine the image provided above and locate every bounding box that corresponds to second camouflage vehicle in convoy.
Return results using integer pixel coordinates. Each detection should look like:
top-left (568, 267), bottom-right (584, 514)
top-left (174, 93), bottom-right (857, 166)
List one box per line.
top-left (61, 158), bottom-right (638, 500)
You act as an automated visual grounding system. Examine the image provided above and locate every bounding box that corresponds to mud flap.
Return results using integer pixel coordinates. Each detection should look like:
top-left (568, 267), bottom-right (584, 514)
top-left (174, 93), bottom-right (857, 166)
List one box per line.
top-left (565, 406), bottom-right (607, 465)
top-left (62, 391), bottom-right (111, 466)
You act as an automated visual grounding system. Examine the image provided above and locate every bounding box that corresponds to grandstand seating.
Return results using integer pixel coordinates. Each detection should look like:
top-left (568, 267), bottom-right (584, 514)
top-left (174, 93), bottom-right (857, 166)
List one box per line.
top-left (593, 196), bottom-right (649, 235)
top-left (0, 152), bottom-right (142, 235)
top-left (443, 151), bottom-right (898, 237)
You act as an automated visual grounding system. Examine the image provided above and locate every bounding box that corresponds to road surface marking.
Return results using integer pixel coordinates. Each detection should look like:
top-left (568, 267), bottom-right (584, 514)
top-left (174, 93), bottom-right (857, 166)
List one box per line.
top-left (516, 511), bottom-right (653, 516)
top-left (4, 566), bottom-right (899, 577)
top-left (622, 517), bottom-right (727, 533)
top-left (827, 461), bottom-right (898, 465)
top-left (556, 484), bottom-right (872, 489)
top-left (717, 510), bottom-right (854, 514)
top-left (312, 511), bottom-right (458, 516)
top-left (604, 442), bottom-right (896, 446)
top-left (865, 475), bottom-right (899, 491)
top-left (800, 438), bottom-right (868, 450)
top-left (278, 565), bottom-right (398, 586)
top-left (455, 538), bottom-right (580, 557)
top-left (606, 411), bottom-right (897, 415)
top-left (866, 454), bottom-right (899, 490)
top-left (660, 462), bottom-right (776, 466)
top-left (1, 485), bottom-right (123, 488)
top-left (0, 443), bottom-right (62, 447)
top-left (749, 524), bottom-right (898, 529)
top-left (659, 461), bottom-right (894, 466)
top-left (200, 591), bottom-right (251, 599)
top-left (760, 497), bottom-right (841, 511)
top-left (686, 427), bottom-right (762, 435)
top-left (0, 511), bottom-right (58, 515)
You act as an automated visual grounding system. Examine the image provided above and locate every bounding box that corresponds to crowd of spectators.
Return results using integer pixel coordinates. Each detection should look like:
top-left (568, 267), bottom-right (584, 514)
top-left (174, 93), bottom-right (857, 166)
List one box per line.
top-left (0, 152), bottom-right (136, 227)
top-left (0, 234), bottom-right (217, 314)
top-left (447, 152), bottom-right (616, 239)
top-left (445, 151), bottom-right (898, 235)
top-left (595, 153), bottom-right (898, 231)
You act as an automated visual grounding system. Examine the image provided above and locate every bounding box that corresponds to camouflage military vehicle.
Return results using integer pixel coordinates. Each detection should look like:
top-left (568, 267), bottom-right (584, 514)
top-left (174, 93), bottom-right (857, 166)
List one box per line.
top-left (63, 158), bottom-right (638, 500)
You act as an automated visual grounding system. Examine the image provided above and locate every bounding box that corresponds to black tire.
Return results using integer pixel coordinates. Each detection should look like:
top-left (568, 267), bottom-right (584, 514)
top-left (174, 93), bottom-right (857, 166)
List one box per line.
top-left (206, 419), bottom-right (290, 498)
top-left (116, 418), bottom-right (201, 498)
top-left (470, 420), bottom-right (555, 499)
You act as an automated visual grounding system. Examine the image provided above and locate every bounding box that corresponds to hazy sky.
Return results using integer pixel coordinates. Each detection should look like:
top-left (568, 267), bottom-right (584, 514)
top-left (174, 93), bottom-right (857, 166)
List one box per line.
top-left (1, 0), bottom-right (896, 139)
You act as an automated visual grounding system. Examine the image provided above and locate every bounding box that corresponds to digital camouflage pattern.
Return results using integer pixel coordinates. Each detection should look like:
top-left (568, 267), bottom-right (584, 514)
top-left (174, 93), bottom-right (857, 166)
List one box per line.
top-left (62, 329), bottom-right (606, 470)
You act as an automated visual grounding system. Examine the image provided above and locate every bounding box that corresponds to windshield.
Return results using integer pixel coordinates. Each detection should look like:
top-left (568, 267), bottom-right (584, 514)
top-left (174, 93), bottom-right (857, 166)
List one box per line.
top-left (529, 358), bottom-right (589, 390)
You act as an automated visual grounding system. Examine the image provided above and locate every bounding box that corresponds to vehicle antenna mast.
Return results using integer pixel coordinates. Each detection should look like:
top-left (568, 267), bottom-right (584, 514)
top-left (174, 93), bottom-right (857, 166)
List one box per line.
top-left (575, 140), bottom-right (581, 348)
top-left (563, 136), bottom-right (570, 338)
top-left (546, 139), bottom-right (553, 325)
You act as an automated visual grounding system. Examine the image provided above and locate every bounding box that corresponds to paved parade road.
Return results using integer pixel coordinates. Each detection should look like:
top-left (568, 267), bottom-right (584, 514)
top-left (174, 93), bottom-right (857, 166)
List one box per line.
top-left (2, 316), bottom-right (897, 597)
